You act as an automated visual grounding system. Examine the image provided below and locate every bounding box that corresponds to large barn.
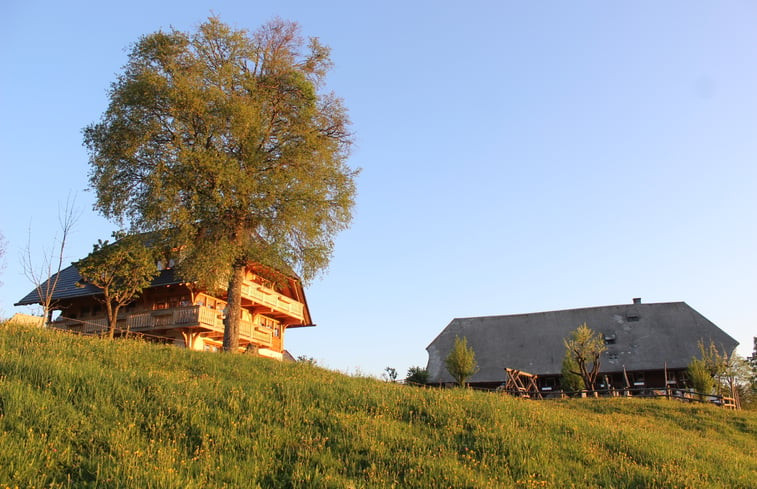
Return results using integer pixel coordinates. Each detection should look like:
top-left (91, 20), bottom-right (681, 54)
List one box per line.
top-left (426, 299), bottom-right (738, 393)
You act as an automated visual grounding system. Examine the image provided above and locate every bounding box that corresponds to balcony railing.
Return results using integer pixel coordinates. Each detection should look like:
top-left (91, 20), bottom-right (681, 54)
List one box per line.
top-left (56, 305), bottom-right (273, 348)
top-left (240, 281), bottom-right (304, 321)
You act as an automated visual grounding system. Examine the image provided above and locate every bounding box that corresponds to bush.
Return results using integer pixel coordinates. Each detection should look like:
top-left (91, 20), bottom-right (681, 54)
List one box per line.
top-left (561, 350), bottom-right (585, 392)
top-left (687, 358), bottom-right (715, 398)
top-left (405, 366), bottom-right (428, 385)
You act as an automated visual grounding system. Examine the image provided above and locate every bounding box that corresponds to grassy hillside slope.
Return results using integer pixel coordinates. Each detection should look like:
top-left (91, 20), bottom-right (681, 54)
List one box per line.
top-left (0, 324), bottom-right (754, 489)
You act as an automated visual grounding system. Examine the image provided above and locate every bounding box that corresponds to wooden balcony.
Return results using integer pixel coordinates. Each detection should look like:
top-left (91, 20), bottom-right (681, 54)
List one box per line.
top-left (55, 305), bottom-right (273, 348)
top-left (240, 281), bottom-right (304, 321)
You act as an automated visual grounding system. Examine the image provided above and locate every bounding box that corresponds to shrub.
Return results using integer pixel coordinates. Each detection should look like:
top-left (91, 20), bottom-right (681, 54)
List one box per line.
top-left (561, 350), bottom-right (585, 392)
top-left (687, 358), bottom-right (715, 398)
top-left (405, 366), bottom-right (429, 385)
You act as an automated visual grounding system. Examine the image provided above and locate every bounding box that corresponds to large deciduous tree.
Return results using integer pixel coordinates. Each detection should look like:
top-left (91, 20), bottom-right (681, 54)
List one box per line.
top-left (75, 233), bottom-right (158, 338)
top-left (83, 17), bottom-right (357, 351)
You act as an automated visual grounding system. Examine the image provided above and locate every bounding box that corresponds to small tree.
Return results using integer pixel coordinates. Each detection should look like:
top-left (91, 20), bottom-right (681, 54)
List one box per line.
top-left (405, 366), bottom-right (429, 385)
top-left (445, 336), bottom-right (479, 387)
top-left (722, 352), bottom-right (751, 408)
top-left (74, 232), bottom-right (158, 338)
top-left (687, 358), bottom-right (715, 399)
top-left (21, 197), bottom-right (79, 325)
top-left (297, 355), bottom-right (318, 366)
top-left (696, 340), bottom-right (727, 392)
top-left (383, 367), bottom-right (398, 382)
top-left (560, 349), bottom-right (585, 392)
top-left (745, 338), bottom-right (757, 408)
top-left (563, 323), bottom-right (606, 392)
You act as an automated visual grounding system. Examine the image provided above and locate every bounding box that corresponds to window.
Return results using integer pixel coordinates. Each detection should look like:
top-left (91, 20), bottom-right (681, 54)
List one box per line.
top-left (626, 315), bottom-right (640, 322)
top-left (258, 315), bottom-right (279, 330)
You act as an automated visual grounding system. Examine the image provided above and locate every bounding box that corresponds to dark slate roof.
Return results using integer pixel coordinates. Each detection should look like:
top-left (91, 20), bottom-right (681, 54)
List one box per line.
top-left (15, 265), bottom-right (182, 306)
top-left (426, 301), bottom-right (738, 384)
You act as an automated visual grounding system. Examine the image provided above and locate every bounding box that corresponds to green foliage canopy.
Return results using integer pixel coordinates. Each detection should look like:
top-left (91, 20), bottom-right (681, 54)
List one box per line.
top-left (560, 349), bottom-right (585, 392)
top-left (383, 366), bottom-right (398, 382)
top-left (83, 17), bottom-right (357, 350)
top-left (445, 336), bottom-right (479, 387)
top-left (687, 358), bottom-right (715, 398)
top-left (694, 339), bottom-right (753, 407)
top-left (405, 366), bottom-right (429, 385)
top-left (563, 323), bottom-right (606, 391)
top-left (74, 232), bottom-right (158, 338)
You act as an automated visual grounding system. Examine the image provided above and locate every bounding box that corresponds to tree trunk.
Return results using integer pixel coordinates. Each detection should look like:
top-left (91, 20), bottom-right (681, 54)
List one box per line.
top-left (223, 263), bottom-right (245, 352)
top-left (43, 305), bottom-right (52, 328)
top-left (106, 300), bottom-right (116, 339)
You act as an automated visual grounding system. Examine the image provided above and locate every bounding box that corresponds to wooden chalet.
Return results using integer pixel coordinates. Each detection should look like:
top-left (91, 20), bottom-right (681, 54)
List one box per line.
top-left (15, 260), bottom-right (312, 360)
top-left (426, 299), bottom-right (738, 395)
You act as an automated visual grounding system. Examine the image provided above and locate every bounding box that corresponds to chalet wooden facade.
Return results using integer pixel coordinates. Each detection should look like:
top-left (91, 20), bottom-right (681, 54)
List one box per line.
top-left (426, 299), bottom-right (738, 395)
top-left (15, 262), bottom-right (312, 360)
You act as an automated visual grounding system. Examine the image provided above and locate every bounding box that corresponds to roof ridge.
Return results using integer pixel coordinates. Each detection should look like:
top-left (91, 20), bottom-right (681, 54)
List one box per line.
top-left (451, 301), bottom-right (687, 322)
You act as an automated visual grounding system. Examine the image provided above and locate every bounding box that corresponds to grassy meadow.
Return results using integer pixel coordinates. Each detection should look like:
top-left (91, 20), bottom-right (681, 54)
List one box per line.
top-left (0, 323), bottom-right (755, 489)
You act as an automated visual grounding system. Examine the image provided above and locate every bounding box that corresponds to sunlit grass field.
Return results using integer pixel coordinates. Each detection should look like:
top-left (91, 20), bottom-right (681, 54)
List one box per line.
top-left (0, 323), bottom-right (754, 489)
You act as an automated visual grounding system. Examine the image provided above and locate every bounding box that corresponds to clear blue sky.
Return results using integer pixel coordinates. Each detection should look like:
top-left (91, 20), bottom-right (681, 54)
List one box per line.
top-left (1, 1), bottom-right (755, 376)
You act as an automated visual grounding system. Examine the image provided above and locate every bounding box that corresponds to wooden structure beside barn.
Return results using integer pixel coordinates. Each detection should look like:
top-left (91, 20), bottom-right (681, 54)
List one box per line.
top-left (499, 368), bottom-right (542, 399)
top-left (15, 261), bottom-right (312, 360)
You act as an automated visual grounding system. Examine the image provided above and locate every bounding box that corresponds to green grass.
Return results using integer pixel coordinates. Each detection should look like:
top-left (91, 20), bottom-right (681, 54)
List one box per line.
top-left (0, 324), bottom-right (755, 489)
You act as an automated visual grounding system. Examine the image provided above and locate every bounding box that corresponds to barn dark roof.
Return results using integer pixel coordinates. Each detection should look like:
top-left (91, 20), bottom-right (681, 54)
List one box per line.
top-left (426, 301), bottom-right (738, 385)
top-left (14, 265), bottom-right (182, 306)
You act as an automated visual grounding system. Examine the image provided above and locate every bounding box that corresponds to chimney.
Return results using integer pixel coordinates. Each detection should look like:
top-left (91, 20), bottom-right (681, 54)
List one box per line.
top-left (633, 298), bottom-right (641, 304)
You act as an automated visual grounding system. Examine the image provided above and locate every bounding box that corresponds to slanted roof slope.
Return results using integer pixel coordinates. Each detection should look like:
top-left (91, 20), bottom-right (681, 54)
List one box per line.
top-left (426, 301), bottom-right (738, 385)
top-left (15, 265), bottom-right (182, 306)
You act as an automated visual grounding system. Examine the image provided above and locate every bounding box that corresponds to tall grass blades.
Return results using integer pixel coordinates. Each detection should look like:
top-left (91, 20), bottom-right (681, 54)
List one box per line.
top-left (0, 323), bottom-right (755, 488)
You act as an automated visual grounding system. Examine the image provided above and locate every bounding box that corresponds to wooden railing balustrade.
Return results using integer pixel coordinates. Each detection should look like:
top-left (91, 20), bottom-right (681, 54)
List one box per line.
top-left (54, 305), bottom-right (274, 348)
top-left (241, 281), bottom-right (304, 320)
